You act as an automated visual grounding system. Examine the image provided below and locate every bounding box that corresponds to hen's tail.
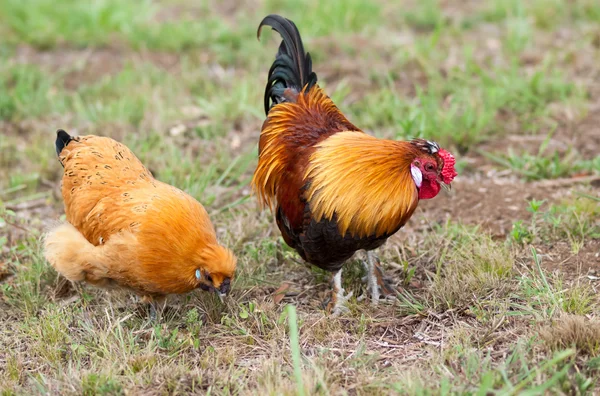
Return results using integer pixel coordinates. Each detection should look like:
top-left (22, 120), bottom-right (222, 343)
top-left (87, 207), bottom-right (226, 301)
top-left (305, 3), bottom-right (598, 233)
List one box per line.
top-left (55, 129), bottom-right (73, 157)
top-left (258, 14), bottom-right (317, 115)
top-left (44, 223), bottom-right (134, 288)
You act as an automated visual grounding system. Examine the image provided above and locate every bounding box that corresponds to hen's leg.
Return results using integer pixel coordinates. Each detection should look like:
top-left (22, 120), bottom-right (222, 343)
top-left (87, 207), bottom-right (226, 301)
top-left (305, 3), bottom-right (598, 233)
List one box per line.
top-left (141, 295), bottom-right (160, 321)
top-left (326, 269), bottom-right (353, 316)
top-left (364, 251), bottom-right (396, 304)
top-left (149, 301), bottom-right (158, 321)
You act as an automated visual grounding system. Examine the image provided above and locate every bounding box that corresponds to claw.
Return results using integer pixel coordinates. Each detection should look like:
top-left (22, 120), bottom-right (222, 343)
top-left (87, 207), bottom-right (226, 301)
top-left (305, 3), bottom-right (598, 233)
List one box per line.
top-left (141, 295), bottom-right (162, 322)
top-left (329, 291), bottom-right (353, 316)
top-left (365, 251), bottom-right (399, 304)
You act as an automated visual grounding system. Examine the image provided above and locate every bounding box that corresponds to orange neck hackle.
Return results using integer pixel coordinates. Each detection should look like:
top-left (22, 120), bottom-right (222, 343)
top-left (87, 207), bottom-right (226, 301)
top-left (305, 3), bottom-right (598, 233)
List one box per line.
top-left (252, 85), bottom-right (358, 213)
top-left (305, 131), bottom-right (420, 238)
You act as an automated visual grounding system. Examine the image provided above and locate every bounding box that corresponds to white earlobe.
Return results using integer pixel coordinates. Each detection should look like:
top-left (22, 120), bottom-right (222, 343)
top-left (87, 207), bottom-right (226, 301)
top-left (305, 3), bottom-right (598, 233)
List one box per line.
top-left (195, 269), bottom-right (202, 280)
top-left (411, 165), bottom-right (423, 188)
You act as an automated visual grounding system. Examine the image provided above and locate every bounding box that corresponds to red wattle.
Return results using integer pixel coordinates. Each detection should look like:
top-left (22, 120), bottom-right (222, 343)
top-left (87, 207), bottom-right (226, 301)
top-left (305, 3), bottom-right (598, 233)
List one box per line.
top-left (418, 179), bottom-right (440, 200)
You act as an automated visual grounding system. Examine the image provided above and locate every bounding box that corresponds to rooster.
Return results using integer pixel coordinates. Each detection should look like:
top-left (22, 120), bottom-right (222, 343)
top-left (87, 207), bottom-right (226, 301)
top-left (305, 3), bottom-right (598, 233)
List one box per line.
top-left (252, 15), bottom-right (457, 314)
top-left (44, 130), bottom-right (236, 318)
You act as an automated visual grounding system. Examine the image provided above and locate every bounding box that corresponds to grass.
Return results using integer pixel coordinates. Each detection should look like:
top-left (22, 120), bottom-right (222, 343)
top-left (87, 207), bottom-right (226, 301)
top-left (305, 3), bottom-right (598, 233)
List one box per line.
top-left (265, 0), bottom-right (382, 36)
top-left (487, 148), bottom-right (600, 181)
top-left (1, 0), bottom-right (600, 394)
top-left (482, 129), bottom-right (600, 181)
top-left (0, 0), bottom-right (257, 54)
top-left (510, 197), bottom-right (600, 250)
top-left (424, 223), bottom-right (516, 311)
top-left (348, 50), bottom-right (583, 151)
top-left (0, 63), bottom-right (65, 121)
top-left (285, 305), bottom-right (305, 396)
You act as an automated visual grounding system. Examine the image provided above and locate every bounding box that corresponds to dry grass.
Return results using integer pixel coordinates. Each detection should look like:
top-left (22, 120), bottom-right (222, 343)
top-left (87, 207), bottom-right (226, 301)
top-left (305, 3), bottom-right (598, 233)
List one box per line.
top-left (540, 314), bottom-right (600, 355)
top-left (1, 0), bottom-right (600, 394)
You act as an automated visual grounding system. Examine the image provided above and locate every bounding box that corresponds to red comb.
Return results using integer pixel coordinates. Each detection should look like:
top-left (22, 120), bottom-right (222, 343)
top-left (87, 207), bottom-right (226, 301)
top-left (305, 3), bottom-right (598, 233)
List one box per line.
top-left (438, 149), bottom-right (457, 184)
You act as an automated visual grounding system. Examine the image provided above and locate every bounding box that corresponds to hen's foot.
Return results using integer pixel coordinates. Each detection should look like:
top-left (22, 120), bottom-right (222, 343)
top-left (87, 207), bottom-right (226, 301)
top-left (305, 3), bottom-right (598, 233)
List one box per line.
top-left (141, 295), bottom-right (162, 322)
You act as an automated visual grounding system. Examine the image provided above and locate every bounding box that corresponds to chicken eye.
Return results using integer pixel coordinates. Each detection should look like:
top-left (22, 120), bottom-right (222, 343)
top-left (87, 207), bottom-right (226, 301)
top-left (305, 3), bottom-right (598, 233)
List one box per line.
top-left (425, 163), bottom-right (434, 171)
top-left (206, 274), bottom-right (214, 284)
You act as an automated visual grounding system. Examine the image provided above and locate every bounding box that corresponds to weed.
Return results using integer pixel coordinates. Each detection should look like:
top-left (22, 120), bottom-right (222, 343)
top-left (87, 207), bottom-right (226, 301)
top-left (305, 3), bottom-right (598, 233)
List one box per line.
top-left (285, 305), bottom-right (305, 396)
top-left (82, 373), bottom-right (124, 396)
top-left (401, 0), bottom-right (446, 31)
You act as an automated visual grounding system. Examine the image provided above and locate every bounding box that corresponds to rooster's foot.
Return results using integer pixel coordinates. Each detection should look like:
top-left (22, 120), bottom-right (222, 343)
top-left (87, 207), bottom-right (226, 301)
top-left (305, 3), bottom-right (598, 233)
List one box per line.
top-left (363, 251), bottom-right (398, 305)
top-left (325, 269), bottom-right (353, 316)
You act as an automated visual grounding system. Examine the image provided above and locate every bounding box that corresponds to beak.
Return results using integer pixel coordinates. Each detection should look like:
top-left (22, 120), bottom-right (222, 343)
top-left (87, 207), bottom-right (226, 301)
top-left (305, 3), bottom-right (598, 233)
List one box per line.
top-left (214, 278), bottom-right (231, 303)
top-left (437, 175), bottom-right (451, 192)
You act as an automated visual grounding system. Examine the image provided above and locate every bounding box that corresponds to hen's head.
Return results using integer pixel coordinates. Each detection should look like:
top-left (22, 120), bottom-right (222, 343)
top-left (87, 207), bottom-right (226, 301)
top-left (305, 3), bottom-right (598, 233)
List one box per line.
top-left (194, 244), bottom-right (237, 299)
top-left (409, 139), bottom-right (457, 200)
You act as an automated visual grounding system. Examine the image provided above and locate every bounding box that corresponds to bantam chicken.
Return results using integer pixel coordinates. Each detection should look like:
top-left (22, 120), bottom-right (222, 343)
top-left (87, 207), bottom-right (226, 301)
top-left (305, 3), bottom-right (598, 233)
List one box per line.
top-left (252, 15), bottom-right (457, 314)
top-left (44, 130), bottom-right (236, 318)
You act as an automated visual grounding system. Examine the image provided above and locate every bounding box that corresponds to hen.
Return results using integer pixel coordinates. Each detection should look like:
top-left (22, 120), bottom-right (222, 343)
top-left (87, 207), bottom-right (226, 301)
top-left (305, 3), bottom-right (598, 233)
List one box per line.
top-left (44, 130), bottom-right (236, 317)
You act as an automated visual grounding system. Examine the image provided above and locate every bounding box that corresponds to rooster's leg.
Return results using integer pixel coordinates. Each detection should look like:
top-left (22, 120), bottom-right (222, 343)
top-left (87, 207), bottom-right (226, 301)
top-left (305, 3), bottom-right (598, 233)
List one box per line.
top-left (364, 251), bottom-right (397, 304)
top-left (326, 269), bottom-right (353, 316)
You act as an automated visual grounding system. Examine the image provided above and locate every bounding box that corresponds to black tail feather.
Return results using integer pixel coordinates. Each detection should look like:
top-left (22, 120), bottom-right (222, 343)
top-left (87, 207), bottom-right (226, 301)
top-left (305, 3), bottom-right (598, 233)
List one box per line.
top-left (55, 129), bottom-right (72, 157)
top-left (258, 14), bottom-right (318, 115)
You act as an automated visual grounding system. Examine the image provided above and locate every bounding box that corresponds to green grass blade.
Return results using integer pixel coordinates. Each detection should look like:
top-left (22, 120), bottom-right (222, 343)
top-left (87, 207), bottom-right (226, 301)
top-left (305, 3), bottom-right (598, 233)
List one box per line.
top-left (287, 305), bottom-right (305, 396)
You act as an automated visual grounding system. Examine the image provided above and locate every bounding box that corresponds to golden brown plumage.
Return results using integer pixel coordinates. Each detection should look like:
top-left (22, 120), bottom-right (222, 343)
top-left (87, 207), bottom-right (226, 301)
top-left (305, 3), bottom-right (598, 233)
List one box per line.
top-left (45, 130), bottom-right (236, 305)
top-left (252, 15), bottom-right (457, 314)
top-left (306, 132), bottom-right (419, 238)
